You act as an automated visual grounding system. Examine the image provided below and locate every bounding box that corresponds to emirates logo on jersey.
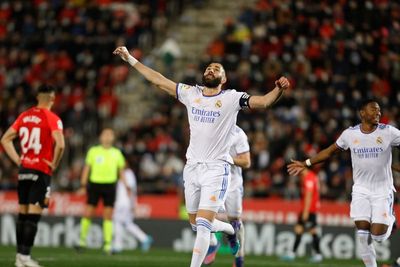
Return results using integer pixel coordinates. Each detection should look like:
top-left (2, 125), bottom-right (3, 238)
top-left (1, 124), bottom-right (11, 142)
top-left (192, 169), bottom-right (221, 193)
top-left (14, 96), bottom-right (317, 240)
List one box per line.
top-left (376, 136), bottom-right (383, 144)
top-left (215, 100), bottom-right (222, 108)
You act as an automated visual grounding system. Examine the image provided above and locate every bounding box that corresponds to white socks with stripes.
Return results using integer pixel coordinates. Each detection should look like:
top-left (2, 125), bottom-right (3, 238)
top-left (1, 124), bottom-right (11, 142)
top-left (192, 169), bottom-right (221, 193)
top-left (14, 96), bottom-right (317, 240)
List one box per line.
top-left (211, 219), bottom-right (234, 235)
top-left (190, 217), bottom-right (212, 267)
top-left (358, 230), bottom-right (377, 267)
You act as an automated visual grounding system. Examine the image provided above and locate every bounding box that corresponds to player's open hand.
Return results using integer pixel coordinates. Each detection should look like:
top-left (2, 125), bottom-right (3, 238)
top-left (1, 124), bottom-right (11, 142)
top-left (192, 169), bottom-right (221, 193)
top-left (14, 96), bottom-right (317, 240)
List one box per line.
top-left (43, 159), bottom-right (56, 171)
top-left (275, 77), bottom-right (290, 90)
top-left (113, 46), bottom-right (132, 62)
top-left (287, 159), bottom-right (306, 176)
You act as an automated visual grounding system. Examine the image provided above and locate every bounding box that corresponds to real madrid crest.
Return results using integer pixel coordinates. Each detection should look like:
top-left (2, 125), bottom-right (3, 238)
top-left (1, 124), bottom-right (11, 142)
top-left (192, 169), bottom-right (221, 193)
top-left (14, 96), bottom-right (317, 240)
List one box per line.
top-left (215, 100), bottom-right (222, 108)
top-left (376, 136), bottom-right (383, 144)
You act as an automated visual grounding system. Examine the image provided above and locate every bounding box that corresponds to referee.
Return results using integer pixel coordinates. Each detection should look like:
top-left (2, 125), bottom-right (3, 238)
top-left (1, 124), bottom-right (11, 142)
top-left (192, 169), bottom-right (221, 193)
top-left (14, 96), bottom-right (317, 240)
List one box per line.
top-left (76, 128), bottom-right (128, 254)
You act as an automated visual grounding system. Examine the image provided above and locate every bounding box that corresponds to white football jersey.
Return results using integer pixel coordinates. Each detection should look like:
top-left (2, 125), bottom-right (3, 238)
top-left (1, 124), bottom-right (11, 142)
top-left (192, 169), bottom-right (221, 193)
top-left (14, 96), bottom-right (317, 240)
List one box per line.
top-left (176, 83), bottom-right (246, 164)
top-left (229, 125), bottom-right (250, 189)
top-left (336, 123), bottom-right (400, 195)
top-left (115, 168), bottom-right (137, 209)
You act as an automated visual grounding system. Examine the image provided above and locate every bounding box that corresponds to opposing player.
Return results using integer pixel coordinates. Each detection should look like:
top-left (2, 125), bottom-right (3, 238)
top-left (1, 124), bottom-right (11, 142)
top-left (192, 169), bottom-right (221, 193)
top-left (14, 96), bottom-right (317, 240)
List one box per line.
top-left (114, 46), bottom-right (290, 267)
top-left (76, 128), bottom-right (127, 254)
top-left (204, 125), bottom-right (251, 267)
top-left (288, 99), bottom-right (399, 267)
top-left (281, 168), bottom-right (322, 262)
top-left (1, 85), bottom-right (65, 267)
top-left (113, 164), bottom-right (153, 253)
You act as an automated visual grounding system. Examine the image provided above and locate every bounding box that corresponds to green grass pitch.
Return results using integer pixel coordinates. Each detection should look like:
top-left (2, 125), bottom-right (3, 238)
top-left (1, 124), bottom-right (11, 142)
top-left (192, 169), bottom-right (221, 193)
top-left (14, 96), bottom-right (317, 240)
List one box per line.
top-left (0, 246), bottom-right (381, 267)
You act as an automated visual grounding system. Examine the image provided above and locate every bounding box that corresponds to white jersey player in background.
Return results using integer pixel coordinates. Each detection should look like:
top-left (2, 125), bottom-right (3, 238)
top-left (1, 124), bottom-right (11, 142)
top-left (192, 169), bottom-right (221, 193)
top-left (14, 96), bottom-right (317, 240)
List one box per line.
top-left (113, 166), bottom-right (153, 253)
top-left (288, 99), bottom-right (400, 267)
top-left (204, 125), bottom-right (251, 267)
top-left (113, 46), bottom-right (290, 267)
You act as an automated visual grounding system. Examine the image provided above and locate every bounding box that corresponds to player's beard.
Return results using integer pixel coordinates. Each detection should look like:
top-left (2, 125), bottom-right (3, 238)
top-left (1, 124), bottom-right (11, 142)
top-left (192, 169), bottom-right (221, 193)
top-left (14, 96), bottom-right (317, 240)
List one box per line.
top-left (202, 75), bottom-right (221, 88)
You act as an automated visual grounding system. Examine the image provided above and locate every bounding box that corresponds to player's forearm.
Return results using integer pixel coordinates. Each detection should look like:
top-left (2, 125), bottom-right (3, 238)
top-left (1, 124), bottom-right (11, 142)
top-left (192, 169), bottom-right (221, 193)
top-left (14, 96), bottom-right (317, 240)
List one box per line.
top-left (80, 165), bottom-right (90, 186)
top-left (1, 141), bottom-right (20, 166)
top-left (51, 144), bottom-right (64, 170)
top-left (250, 86), bottom-right (283, 109)
top-left (233, 155), bottom-right (251, 169)
top-left (307, 144), bottom-right (337, 166)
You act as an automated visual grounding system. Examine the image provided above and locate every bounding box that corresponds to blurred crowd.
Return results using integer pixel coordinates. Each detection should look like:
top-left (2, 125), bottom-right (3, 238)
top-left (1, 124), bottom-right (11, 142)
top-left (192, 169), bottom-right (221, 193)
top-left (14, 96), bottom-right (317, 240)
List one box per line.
top-left (1, 0), bottom-right (400, 203)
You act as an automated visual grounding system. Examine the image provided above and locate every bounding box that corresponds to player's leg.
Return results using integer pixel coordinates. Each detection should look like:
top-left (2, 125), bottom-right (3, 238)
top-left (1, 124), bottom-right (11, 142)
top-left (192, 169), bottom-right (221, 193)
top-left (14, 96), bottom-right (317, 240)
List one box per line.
top-left (15, 179), bottom-right (30, 267)
top-left (352, 192), bottom-right (377, 267)
top-left (18, 172), bottom-right (50, 267)
top-left (370, 192), bottom-right (395, 243)
top-left (281, 214), bottom-right (304, 261)
top-left (123, 209), bottom-right (152, 252)
top-left (112, 208), bottom-right (124, 253)
top-left (308, 214), bottom-right (322, 263)
top-left (78, 183), bottom-right (98, 249)
top-left (190, 209), bottom-right (216, 267)
top-left (102, 183), bottom-right (116, 254)
top-left (225, 184), bottom-right (245, 267)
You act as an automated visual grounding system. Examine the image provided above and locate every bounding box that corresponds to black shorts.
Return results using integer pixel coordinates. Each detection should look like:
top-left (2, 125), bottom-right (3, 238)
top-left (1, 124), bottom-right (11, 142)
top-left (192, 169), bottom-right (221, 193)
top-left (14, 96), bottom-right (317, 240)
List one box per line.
top-left (297, 212), bottom-right (318, 229)
top-left (18, 168), bottom-right (51, 208)
top-left (87, 182), bottom-right (116, 207)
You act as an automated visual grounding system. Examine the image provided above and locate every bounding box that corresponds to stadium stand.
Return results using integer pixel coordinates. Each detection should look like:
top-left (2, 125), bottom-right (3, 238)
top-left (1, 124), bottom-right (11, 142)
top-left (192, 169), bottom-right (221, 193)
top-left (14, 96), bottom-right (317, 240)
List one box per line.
top-left (0, 0), bottom-right (399, 204)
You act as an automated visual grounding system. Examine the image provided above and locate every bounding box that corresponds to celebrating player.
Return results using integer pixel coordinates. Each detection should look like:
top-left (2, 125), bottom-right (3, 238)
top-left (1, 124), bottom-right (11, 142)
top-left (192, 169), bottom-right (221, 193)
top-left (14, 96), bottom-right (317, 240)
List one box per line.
top-left (204, 125), bottom-right (251, 267)
top-left (288, 99), bottom-right (399, 267)
top-left (1, 85), bottom-right (65, 267)
top-left (114, 46), bottom-right (290, 267)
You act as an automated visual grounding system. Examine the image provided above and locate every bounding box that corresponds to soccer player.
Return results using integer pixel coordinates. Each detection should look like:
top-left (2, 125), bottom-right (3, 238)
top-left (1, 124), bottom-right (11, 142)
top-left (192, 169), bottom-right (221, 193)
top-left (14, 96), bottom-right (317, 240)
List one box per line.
top-left (288, 99), bottom-right (399, 267)
top-left (204, 125), bottom-right (251, 267)
top-left (113, 46), bottom-right (290, 267)
top-left (281, 168), bottom-right (322, 263)
top-left (112, 164), bottom-right (153, 253)
top-left (1, 85), bottom-right (65, 267)
top-left (76, 128), bottom-right (127, 254)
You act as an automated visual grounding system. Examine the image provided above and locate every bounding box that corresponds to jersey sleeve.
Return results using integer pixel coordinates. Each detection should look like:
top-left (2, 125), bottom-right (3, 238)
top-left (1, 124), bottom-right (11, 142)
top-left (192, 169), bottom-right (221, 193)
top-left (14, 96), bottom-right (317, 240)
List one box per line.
top-left (48, 113), bottom-right (63, 132)
top-left (85, 147), bottom-right (95, 166)
top-left (304, 176), bottom-right (315, 191)
top-left (335, 129), bottom-right (349, 150)
top-left (176, 83), bottom-right (195, 105)
top-left (230, 90), bottom-right (249, 111)
top-left (117, 149), bottom-right (125, 169)
top-left (389, 125), bottom-right (400, 146)
top-left (11, 113), bottom-right (23, 131)
top-left (235, 129), bottom-right (250, 154)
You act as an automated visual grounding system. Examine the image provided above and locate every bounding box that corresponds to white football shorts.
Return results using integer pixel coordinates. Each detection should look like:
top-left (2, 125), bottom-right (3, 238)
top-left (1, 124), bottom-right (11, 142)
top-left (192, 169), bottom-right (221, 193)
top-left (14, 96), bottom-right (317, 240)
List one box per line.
top-left (183, 162), bottom-right (230, 213)
top-left (350, 191), bottom-right (395, 225)
top-left (224, 174), bottom-right (243, 218)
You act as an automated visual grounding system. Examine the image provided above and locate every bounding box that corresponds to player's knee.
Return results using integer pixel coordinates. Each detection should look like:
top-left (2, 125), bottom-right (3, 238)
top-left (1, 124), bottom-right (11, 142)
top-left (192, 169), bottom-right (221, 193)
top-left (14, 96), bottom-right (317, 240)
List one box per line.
top-left (370, 233), bottom-right (386, 243)
top-left (195, 217), bottom-right (212, 233)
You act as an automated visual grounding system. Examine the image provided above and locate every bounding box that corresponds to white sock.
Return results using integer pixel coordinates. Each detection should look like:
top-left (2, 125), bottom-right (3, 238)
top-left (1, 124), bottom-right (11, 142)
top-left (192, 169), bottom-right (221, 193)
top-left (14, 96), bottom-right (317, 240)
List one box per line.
top-left (358, 230), bottom-right (377, 267)
top-left (237, 221), bottom-right (245, 257)
top-left (113, 221), bottom-right (124, 251)
top-left (126, 222), bottom-right (148, 243)
top-left (209, 233), bottom-right (218, 246)
top-left (212, 219), bottom-right (234, 235)
top-left (190, 217), bottom-right (212, 267)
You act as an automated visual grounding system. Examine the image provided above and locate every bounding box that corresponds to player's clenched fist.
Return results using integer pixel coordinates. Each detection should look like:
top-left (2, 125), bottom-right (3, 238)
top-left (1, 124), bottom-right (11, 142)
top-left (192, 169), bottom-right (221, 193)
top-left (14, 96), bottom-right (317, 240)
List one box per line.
top-left (113, 46), bottom-right (138, 66)
top-left (275, 77), bottom-right (290, 90)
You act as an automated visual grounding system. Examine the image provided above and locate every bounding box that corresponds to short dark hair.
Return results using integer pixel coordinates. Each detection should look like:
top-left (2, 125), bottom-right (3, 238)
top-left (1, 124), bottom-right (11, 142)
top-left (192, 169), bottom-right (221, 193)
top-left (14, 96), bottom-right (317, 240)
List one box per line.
top-left (358, 98), bottom-right (379, 111)
top-left (37, 84), bottom-right (56, 94)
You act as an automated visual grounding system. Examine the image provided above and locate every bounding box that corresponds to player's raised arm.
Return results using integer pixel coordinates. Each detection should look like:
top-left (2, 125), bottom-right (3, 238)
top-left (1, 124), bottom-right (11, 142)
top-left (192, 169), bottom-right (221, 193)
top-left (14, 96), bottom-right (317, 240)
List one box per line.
top-left (113, 46), bottom-right (177, 97)
top-left (287, 143), bottom-right (341, 176)
top-left (0, 127), bottom-right (20, 166)
top-left (249, 77), bottom-right (290, 109)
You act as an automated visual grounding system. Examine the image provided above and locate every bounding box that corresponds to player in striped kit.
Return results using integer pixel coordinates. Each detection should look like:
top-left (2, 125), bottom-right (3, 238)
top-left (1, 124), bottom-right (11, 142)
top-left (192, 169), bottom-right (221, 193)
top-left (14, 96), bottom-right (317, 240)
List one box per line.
top-left (288, 99), bottom-right (400, 267)
top-left (114, 46), bottom-right (290, 267)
